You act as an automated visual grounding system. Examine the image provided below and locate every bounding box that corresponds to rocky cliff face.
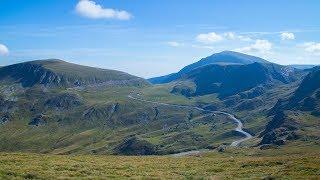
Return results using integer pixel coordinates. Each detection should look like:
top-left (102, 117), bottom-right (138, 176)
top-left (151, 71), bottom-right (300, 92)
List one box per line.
top-left (0, 62), bottom-right (65, 87)
top-left (0, 96), bottom-right (16, 125)
top-left (45, 93), bottom-right (83, 110)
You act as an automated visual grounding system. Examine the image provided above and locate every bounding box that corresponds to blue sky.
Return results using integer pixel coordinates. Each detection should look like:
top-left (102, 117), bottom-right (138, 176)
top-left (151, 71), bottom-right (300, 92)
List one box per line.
top-left (0, 0), bottom-right (320, 78)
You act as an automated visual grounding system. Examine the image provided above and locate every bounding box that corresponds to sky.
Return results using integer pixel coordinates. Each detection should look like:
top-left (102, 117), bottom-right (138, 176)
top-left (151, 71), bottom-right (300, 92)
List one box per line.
top-left (0, 0), bottom-right (320, 78)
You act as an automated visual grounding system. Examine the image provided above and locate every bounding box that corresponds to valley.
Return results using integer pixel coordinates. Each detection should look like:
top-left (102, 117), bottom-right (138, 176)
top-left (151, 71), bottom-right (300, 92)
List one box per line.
top-left (0, 51), bottom-right (319, 178)
top-left (128, 92), bottom-right (253, 148)
top-left (0, 52), bottom-right (319, 155)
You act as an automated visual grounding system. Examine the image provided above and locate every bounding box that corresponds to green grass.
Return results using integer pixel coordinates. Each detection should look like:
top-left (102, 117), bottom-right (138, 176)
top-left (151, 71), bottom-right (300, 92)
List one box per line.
top-left (0, 144), bottom-right (319, 179)
top-left (140, 83), bottom-right (223, 105)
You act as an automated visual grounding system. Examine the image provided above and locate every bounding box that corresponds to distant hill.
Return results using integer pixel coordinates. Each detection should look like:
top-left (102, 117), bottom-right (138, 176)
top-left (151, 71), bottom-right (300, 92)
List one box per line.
top-left (0, 59), bottom-right (148, 88)
top-left (171, 62), bottom-right (300, 97)
top-left (149, 51), bottom-right (270, 84)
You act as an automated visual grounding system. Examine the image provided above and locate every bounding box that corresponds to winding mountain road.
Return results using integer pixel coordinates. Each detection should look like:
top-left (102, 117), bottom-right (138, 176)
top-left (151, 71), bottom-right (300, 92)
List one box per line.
top-left (127, 94), bottom-right (253, 154)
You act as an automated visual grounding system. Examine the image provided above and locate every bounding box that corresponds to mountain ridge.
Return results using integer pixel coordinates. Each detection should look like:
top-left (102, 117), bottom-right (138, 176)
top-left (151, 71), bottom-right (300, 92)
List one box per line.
top-left (0, 59), bottom-right (149, 88)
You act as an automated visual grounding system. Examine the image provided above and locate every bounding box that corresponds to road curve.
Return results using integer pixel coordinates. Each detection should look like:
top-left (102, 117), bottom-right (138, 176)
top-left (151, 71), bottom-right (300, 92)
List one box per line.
top-left (127, 94), bottom-right (253, 148)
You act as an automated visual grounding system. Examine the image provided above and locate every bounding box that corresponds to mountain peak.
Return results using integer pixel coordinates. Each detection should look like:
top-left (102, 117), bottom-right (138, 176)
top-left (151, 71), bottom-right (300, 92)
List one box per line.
top-left (218, 50), bottom-right (242, 55)
top-left (149, 51), bottom-right (271, 84)
top-left (181, 51), bottom-right (270, 73)
top-left (28, 58), bottom-right (66, 64)
top-left (203, 50), bottom-right (270, 64)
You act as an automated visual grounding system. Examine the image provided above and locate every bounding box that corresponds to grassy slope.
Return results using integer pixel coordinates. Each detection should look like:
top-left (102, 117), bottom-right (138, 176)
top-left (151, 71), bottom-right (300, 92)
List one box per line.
top-left (0, 83), bottom-right (243, 154)
top-left (140, 83), bottom-right (222, 106)
top-left (0, 143), bottom-right (319, 179)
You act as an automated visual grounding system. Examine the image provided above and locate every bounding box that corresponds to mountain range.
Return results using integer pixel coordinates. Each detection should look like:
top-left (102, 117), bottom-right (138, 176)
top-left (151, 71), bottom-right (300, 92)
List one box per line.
top-left (0, 51), bottom-right (319, 155)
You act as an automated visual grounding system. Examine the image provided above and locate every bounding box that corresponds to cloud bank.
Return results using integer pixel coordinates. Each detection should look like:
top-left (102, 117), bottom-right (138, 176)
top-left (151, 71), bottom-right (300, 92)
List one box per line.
top-left (76, 0), bottom-right (132, 20)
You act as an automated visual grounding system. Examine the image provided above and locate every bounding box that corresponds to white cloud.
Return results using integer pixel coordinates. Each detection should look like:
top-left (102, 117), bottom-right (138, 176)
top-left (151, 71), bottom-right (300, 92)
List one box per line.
top-left (196, 32), bottom-right (252, 44)
top-left (236, 39), bottom-right (272, 53)
top-left (222, 32), bottom-right (252, 41)
top-left (281, 32), bottom-right (295, 40)
top-left (196, 32), bottom-right (224, 44)
top-left (167, 41), bottom-right (184, 47)
top-left (302, 42), bottom-right (320, 54)
top-left (0, 44), bottom-right (9, 56)
top-left (75, 0), bottom-right (132, 20)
